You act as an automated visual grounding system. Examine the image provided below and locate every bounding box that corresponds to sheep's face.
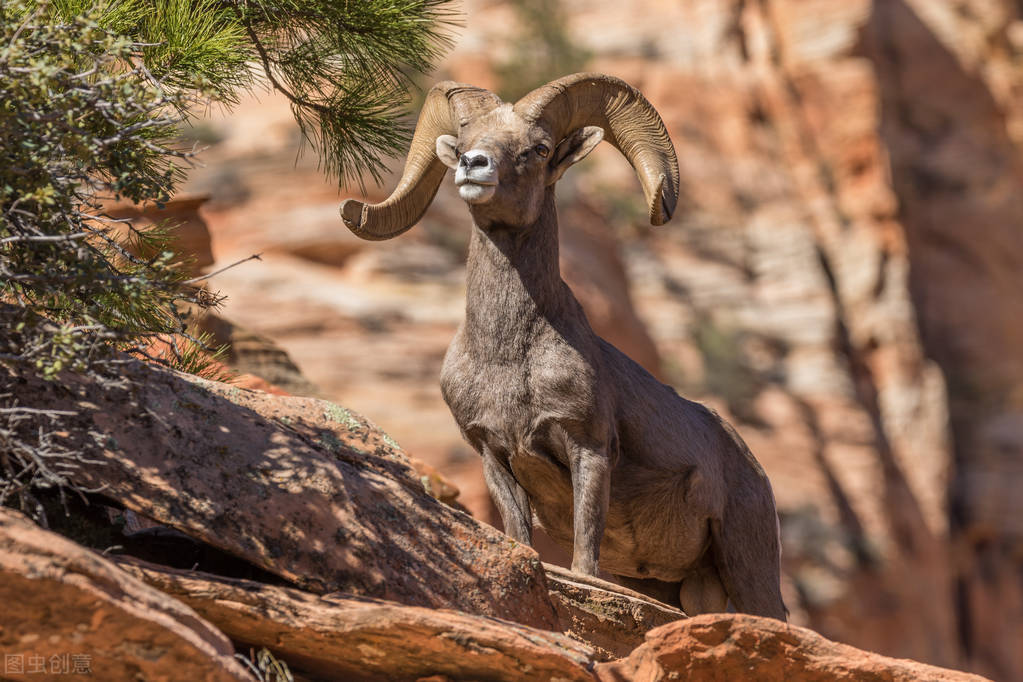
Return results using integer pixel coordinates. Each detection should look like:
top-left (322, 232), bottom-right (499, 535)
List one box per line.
top-left (436, 105), bottom-right (603, 227)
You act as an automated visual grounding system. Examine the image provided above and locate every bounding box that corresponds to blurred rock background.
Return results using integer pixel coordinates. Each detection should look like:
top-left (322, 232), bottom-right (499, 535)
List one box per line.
top-left (177, 1), bottom-right (1023, 679)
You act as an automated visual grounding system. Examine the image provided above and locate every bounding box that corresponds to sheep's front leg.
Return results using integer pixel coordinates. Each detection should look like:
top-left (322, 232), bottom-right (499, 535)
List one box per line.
top-left (482, 449), bottom-right (533, 545)
top-left (569, 441), bottom-right (610, 576)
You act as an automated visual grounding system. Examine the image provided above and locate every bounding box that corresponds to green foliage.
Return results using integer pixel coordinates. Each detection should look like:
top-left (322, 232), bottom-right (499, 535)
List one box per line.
top-left (0, 0), bottom-right (457, 519)
top-left (41, 0), bottom-right (250, 101)
top-left (0, 4), bottom-right (206, 364)
top-left (36, 0), bottom-right (458, 186)
top-left (19, 0), bottom-right (458, 186)
top-left (494, 0), bottom-right (590, 101)
top-left (0, 3), bottom-right (218, 515)
top-left (240, 0), bottom-right (459, 186)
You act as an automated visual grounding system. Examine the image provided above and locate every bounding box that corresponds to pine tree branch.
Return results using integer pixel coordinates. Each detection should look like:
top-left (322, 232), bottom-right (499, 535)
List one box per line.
top-left (235, 9), bottom-right (329, 115)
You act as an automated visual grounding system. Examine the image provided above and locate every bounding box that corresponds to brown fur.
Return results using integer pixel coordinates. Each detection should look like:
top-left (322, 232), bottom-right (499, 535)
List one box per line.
top-left (342, 77), bottom-right (786, 619)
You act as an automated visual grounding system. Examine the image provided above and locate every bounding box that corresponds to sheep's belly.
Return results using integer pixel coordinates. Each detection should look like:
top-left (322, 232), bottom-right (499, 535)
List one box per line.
top-left (509, 450), bottom-right (705, 583)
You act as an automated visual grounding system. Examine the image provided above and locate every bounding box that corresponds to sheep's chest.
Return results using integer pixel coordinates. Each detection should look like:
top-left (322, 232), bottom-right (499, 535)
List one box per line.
top-left (439, 332), bottom-right (599, 468)
top-left (443, 349), bottom-right (582, 536)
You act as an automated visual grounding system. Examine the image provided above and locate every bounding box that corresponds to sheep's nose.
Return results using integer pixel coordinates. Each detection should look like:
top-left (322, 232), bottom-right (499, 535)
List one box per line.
top-left (453, 148), bottom-right (498, 196)
top-left (460, 151), bottom-right (492, 170)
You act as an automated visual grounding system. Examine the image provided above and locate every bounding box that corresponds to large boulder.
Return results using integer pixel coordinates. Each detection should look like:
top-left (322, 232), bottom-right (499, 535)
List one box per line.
top-left (596, 613), bottom-right (991, 682)
top-left (5, 361), bottom-right (557, 630)
top-left (191, 309), bottom-right (320, 397)
top-left (0, 509), bottom-right (250, 682)
top-left (116, 556), bottom-right (597, 682)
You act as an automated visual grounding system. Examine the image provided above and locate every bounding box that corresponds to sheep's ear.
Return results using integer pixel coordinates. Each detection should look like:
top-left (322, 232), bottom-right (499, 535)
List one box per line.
top-left (547, 126), bottom-right (604, 185)
top-left (436, 135), bottom-right (460, 170)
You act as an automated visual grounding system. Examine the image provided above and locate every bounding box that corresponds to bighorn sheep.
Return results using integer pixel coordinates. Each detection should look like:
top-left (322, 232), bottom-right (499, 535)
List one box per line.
top-left (340, 73), bottom-right (786, 619)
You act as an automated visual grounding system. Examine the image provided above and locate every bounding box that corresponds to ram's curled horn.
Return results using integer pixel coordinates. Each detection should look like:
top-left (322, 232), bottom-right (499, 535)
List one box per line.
top-left (340, 82), bottom-right (502, 241)
top-left (514, 73), bottom-right (680, 226)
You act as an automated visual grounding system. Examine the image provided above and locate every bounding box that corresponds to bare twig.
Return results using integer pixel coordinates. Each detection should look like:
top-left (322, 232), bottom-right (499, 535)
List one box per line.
top-left (181, 253), bottom-right (262, 284)
top-left (0, 232), bottom-right (90, 245)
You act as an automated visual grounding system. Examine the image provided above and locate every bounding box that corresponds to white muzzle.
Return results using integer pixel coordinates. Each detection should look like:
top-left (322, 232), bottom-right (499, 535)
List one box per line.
top-left (454, 149), bottom-right (498, 204)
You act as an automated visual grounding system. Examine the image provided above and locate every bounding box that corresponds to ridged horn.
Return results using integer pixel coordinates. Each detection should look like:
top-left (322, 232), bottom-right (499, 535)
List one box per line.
top-left (514, 73), bottom-right (679, 226)
top-left (341, 82), bottom-right (502, 241)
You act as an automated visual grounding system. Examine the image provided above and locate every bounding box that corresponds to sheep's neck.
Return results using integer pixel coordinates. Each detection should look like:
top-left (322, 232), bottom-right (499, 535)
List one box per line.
top-left (464, 194), bottom-right (577, 359)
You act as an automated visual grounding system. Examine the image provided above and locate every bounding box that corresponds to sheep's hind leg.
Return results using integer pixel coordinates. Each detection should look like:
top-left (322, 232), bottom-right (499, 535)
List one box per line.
top-left (710, 515), bottom-right (788, 620)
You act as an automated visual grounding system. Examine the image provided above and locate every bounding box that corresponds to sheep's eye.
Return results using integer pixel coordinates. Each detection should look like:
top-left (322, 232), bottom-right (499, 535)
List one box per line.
top-left (534, 143), bottom-right (550, 159)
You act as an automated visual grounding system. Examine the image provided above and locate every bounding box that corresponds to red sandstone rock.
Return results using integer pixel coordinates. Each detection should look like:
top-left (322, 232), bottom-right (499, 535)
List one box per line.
top-left (407, 456), bottom-right (462, 506)
top-left (596, 613), bottom-right (991, 682)
top-left (228, 371), bottom-right (290, 396)
top-left (0, 508), bottom-right (251, 682)
top-left (116, 557), bottom-right (596, 682)
top-left (6, 361), bottom-right (558, 630)
top-left (191, 310), bottom-right (320, 397)
top-left (543, 563), bottom-right (685, 661)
